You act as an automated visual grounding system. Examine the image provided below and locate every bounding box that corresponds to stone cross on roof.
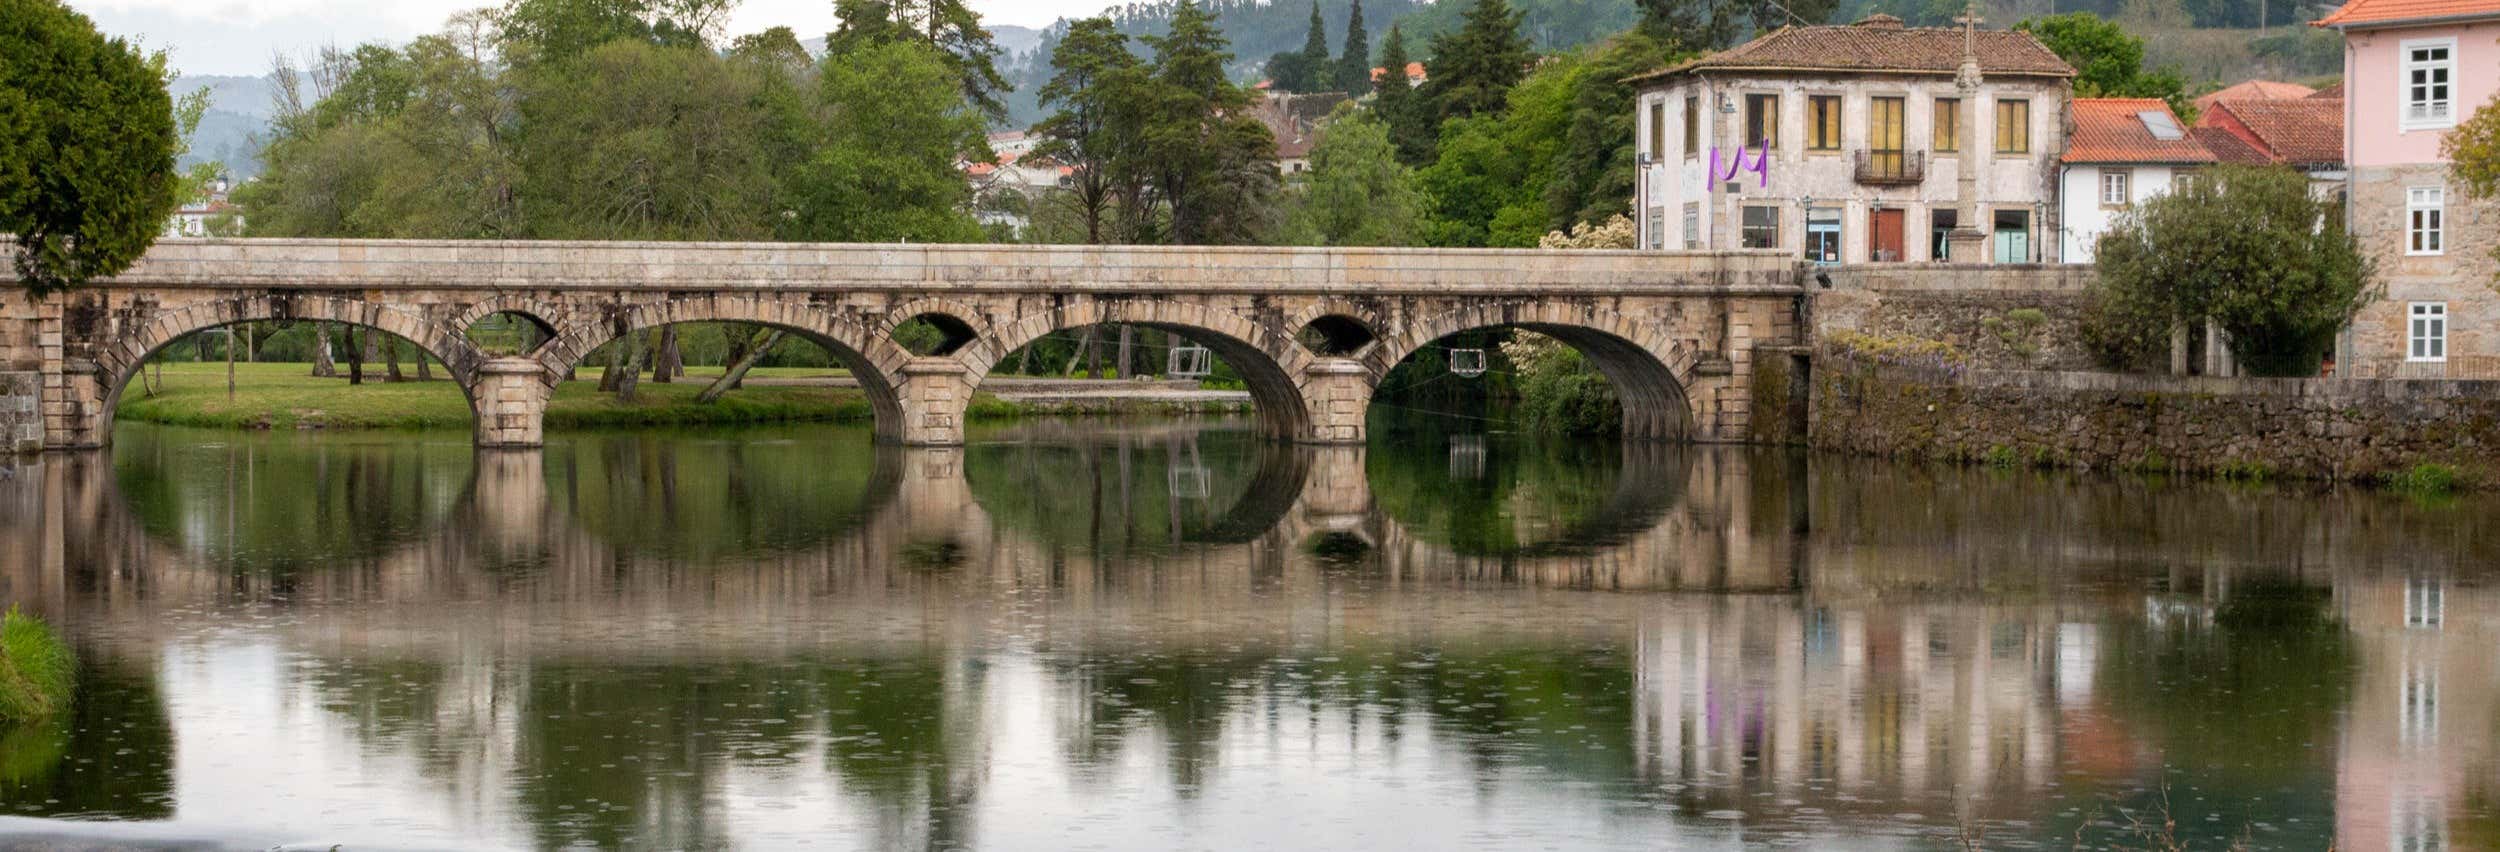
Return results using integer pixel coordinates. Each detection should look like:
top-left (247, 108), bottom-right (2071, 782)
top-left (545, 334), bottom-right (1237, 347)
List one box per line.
top-left (1954, 0), bottom-right (1985, 91)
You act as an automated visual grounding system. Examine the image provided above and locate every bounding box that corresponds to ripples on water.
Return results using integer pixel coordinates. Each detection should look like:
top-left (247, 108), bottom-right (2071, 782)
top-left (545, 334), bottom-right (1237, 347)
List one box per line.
top-left (0, 417), bottom-right (2493, 850)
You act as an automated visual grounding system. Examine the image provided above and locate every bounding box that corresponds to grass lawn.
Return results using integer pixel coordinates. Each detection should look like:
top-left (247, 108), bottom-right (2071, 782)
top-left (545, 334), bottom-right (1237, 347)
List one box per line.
top-left (117, 362), bottom-right (881, 431)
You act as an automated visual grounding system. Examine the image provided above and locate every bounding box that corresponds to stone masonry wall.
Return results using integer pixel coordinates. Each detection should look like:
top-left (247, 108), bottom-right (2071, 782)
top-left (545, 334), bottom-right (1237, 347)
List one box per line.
top-left (1, 372), bottom-right (39, 454)
top-left (2344, 164), bottom-right (2500, 379)
top-left (1809, 352), bottom-right (2500, 485)
top-left (1812, 264), bottom-right (2096, 370)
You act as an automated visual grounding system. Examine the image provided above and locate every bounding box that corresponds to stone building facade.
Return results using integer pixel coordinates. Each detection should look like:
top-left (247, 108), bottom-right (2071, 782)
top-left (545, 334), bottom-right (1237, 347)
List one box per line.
top-left (2319, 0), bottom-right (2500, 377)
top-left (1628, 15), bottom-right (2075, 264)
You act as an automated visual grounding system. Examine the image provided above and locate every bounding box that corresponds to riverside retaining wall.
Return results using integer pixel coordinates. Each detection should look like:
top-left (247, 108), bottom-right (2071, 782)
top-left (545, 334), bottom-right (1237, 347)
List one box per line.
top-left (1812, 264), bottom-right (2097, 370)
top-left (1809, 354), bottom-right (2500, 485)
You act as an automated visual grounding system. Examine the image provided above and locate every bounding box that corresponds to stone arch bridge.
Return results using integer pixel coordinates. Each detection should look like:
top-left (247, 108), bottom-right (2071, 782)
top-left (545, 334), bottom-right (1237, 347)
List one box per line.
top-left (2, 239), bottom-right (1804, 450)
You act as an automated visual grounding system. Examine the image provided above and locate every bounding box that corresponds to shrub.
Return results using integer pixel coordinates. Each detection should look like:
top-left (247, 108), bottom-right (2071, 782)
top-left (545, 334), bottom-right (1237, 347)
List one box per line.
top-left (2088, 165), bottom-right (2374, 376)
top-left (0, 607), bottom-right (75, 725)
top-left (2389, 463), bottom-right (2462, 495)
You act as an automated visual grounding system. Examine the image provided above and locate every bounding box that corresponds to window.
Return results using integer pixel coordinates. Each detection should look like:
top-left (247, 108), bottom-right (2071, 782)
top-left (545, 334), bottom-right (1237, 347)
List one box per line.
top-left (2173, 169), bottom-right (2201, 194)
top-left (1869, 96), bottom-right (1906, 176)
top-left (2409, 186), bottom-right (2444, 255)
top-left (2407, 574), bottom-right (2445, 629)
top-left (1648, 101), bottom-right (1667, 160)
top-left (1646, 206), bottom-right (1666, 249)
top-left (1806, 208), bottom-right (1842, 264)
top-left (1992, 208), bottom-right (2030, 263)
top-left (1682, 95), bottom-right (1699, 158)
top-left (1994, 99), bottom-right (2030, 154)
top-left (1934, 97), bottom-right (1960, 152)
top-left (1808, 95), bottom-right (1842, 151)
top-left (1741, 205), bottom-right (1779, 249)
top-left (2403, 39), bottom-right (2456, 129)
top-left (1682, 202), bottom-right (1701, 249)
top-left (1745, 93), bottom-right (1780, 149)
top-left (1930, 208), bottom-right (1958, 261)
top-left (2410, 302), bottom-right (2447, 362)
top-left (2100, 169), bottom-right (2131, 207)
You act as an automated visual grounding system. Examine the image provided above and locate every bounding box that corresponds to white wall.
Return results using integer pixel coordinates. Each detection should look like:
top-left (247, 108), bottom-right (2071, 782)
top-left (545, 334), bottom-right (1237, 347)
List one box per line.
top-left (2057, 163), bottom-right (2179, 263)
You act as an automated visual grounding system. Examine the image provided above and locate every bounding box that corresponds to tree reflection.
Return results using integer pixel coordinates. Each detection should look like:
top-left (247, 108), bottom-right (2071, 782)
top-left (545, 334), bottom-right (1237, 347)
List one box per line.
top-left (110, 425), bottom-right (470, 575)
top-left (541, 425), bottom-right (893, 562)
top-left (0, 655), bottom-right (175, 820)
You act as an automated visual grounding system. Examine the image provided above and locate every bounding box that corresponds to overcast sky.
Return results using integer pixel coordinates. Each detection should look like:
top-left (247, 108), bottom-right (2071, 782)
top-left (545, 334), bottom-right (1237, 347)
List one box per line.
top-left (70, 0), bottom-right (1110, 77)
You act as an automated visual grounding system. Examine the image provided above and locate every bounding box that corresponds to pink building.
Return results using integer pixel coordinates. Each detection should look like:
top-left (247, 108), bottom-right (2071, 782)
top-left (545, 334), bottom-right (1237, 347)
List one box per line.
top-left (2319, 0), bottom-right (2500, 376)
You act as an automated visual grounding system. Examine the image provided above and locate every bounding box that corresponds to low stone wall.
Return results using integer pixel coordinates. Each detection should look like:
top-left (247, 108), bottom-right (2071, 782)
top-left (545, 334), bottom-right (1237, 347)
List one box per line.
top-left (1810, 353), bottom-right (2500, 485)
top-left (1, 372), bottom-right (39, 454)
top-left (1812, 264), bottom-right (2097, 371)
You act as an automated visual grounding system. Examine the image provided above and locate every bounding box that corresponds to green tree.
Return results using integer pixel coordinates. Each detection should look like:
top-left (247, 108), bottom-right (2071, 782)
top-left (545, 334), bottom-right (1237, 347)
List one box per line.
top-left (1416, 46), bottom-right (1577, 247)
top-left (2088, 165), bottom-right (2373, 376)
top-left (1544, 30), bottom-right (1678, 231)
top-left (1299, 2), bottom-right (1333, 87)
top-left (1142, 1), bottom-right (1281, 244)
top-left (1423, 0), bottom-right (1532, 122)
top-left (1033, 17), bottom-right (1153, 244)
top-left (1373, 24), bottom-right (1436, 166)
top-left (785, 39), bottom-right (986, 243)
top-left (1337, 0), bottom-right (1373, 96)
top-left (2015, 13), bottom-right (2191, 118)
top-left (1636, 0), bottom-right (1835, 50)
top-left (837, 0), bottom-right (1014, 121)
top-left (1262, 52), bottom-right (1316, 93)
top-left (516, 40), bottom-right (784, 240)
top-left (2442, 94), bottom-right (2500, 218)
top-left (0, 0), bottom-right (182, 295)
top-left (497, 0), bottom-right (731, 62)
top-left (1287, 111), bottom-right (1425, 246)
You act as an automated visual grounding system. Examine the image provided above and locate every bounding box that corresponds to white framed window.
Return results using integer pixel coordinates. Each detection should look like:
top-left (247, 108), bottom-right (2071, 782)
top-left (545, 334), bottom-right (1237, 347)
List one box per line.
top-left (1646, 206), bottom-right (1666, 249)
top-left (2100, 170), bottom-right (2131, 206)
top-left (2402, 38), bottom-right (2456, 129)
top-left (2408, 186), bottom-right (2444, 255)
top-left (2410, 302), bottom-right (2448, 363)
top-left (1681, 202), bottom-right (1700, 250)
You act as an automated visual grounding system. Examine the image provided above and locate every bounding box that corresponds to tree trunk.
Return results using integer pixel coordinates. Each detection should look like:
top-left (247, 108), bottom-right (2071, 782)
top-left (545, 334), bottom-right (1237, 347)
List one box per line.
top-left (1015, 339), bottom-right (1034, 376)
top-left (598, 338), bottom-right (628, 392)
top-left (615, 330), bottom-right (649, 403)
top-left (1117, 325), bottom-right (1134, 380)
top-left (244, 323), bottom-right (258, 363)
top-left (1087, 330), bottom-right (1102, 379)
top-left (347, 328), bottom-right (366, 386)
top-left (225, 328), bottom-right (237, 400)
top-left (384, 337), bottom-right (405, 383)
top-left (698, 330), bottom-right (783, 404)
top-left (312, 323), bottom-right (337, 378)
top-left (1061, 326), bottom-right (1096, 377)
top-left (416, 350), bottom-right (433, 381)
top-left (653, 325), bottom-right (681, 383)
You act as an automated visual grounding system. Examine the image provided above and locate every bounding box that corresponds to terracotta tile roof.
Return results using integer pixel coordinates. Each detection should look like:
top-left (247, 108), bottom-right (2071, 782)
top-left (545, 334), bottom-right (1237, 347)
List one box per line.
top-left (1629, 16), bottom-right (2074, 84)
top-left (2192, 126), bottom-right (2274, 164)
top-left (2065, 98), bottom-right (2215, 163)
top-left (2307, 82), bottom-right (2344, 99)
top-left (2210, 98), bottom-right (2345, 166)
top-left (2316, 0), bottom-right (2500, 27)
top-left (2192, 79), bottom-right (2316, 112)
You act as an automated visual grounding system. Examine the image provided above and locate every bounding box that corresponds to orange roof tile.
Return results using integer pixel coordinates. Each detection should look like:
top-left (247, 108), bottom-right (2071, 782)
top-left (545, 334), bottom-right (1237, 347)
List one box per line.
top-left (2210, 98), bottom-right (2345, 166)
top-left (2063, 98), bottom-right (2215, 164)
top-left (2191, 126), bottom-right (2274, 165)
top-left (1631, 16), bottom-right (2073, 83)
top-left (2192, 79), bottom-right (2316, 112)
top-left (2316, 0), bottom-right (2500, 27)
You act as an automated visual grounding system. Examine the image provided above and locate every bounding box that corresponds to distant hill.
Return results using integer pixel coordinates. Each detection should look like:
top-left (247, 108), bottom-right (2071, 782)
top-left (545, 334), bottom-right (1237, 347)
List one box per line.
top-left (174, 74), bottom-right (280, 179)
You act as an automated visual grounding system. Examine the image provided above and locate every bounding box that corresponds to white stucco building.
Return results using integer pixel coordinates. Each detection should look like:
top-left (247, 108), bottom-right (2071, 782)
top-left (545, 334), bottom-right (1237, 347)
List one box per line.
top-left (1627, 15), bottom-right (2075, 264)
top-left (2056, 99), bottom-right (2213, 263)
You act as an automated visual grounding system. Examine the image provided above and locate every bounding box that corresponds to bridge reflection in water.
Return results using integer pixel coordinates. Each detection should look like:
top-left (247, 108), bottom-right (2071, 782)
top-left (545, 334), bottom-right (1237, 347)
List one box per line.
top-left (1, 421), bottom-right (2496, 849)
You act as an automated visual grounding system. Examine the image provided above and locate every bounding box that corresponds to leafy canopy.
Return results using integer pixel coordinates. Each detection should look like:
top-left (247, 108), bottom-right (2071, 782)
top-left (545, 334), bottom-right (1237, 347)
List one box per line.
top-left (0, 0), bottom-right (182, 295)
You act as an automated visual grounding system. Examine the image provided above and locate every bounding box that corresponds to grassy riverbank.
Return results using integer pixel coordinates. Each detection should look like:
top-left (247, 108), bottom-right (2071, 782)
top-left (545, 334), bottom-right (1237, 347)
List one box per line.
top-left (0, 608), bottom-right (74, 726)
top-left (114, 362), bottom-right (1244, 431)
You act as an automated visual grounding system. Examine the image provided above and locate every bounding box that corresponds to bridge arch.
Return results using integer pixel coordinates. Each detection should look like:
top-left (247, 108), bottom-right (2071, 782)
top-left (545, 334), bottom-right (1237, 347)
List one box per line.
top-left (974, 299), bottom-right (1320, 442)
top-left (449, 297), bottom-right (567, 357)
top-left (881, 298), bottom-right (992, 357)
top-left (72, 295), bottom-right (487, 448)
top-left (1371, 302), bottom-right (1701, 441)
top-left (536, 295), bottom-right (920, 442)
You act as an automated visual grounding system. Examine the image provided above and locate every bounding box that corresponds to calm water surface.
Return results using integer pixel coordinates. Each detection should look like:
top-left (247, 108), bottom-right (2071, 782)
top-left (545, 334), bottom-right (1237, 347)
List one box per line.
top-left (0, 417), bottom-right (2493, 850)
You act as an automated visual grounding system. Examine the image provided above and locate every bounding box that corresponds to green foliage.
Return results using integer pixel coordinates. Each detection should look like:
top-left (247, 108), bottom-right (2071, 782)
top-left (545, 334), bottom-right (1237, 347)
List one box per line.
top-left (1416, 54), bottom-right (1576, 246)
top-left (1508, 336), bottom-right (1623, 434)
top-left (1301, 1), bottom-right (1334, 83)
top-left (2015, 13), bottom-right (2192, 118)
top-left (2388, 463), bottom-right (2462, 495)
top-left (1373, 24), bottom-right (1436, 166)
top-left (833, 0), bottom-right (1015, 121)
top-left (1141, 1), bottom-right (1283, 244)
top-left (1337, 1), bottom-right (1374, 96)
top-left (1402, 0), bottom-right (1643, 52)
top-left (498, 0), bottom-right (730, 62)
top-left (518, 40), bottom-right (787, 240)
top-left (1033, 18), bottom-right (1153, 244)
top-left (0, 0), bottom-right (182, 295)
top-left (2217, 459), bottom-right (2274, 482)
top-left (1423, 0), bottom-right (1533, 122)
top-left (1821, 329), bottom-right (1973, 369)
top-left (785, 39), bottom-right (987, 243)
top-left (1982, 445), bottom-right (2022, 469)
top-left (1636, 0), bottom-right (1836, 50)
top-left (0, 608), bottom-right (74, 726)
top-left (2089, 165), bottom-right (2374, 377)
top-left (2445, 94), bottom-right (2500, 275)
top-left (1981, 307), bottom-right (2049, 366)
top-left (1546, 29), bottom-right (1681, 231)
top-left (1286, 111), bottom-right (1427, 246)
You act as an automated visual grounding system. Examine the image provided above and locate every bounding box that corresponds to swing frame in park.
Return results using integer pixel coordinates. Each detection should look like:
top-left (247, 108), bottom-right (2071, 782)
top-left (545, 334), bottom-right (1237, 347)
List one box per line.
top-left (1167, 343), bottom-right (1214, 380)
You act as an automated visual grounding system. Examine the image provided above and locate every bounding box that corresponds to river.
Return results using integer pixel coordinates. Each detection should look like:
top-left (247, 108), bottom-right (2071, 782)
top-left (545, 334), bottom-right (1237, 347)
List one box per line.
top-left (0, 417), bottom-right (2491, 850)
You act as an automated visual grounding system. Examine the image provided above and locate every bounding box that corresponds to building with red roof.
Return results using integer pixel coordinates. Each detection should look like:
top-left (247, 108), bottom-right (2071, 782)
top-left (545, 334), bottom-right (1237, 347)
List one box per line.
top-left (2057, 99), bottom-right (2214, 261)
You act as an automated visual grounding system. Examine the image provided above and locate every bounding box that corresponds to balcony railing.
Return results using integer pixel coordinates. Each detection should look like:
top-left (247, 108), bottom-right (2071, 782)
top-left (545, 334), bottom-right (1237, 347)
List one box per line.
top-left (1854, 149), bottom-right (1925, 186)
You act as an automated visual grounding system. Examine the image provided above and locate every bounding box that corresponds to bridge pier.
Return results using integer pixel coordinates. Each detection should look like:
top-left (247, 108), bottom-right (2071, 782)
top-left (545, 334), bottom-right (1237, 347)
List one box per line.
top-left (1298, 359), bottom-right (1373, 444)
top-left (472, 359), bottom-right (551, 449)
top-left (894, 358), bottom-right (973, 446)
top-left (44, 359), bottom-right (107, 451)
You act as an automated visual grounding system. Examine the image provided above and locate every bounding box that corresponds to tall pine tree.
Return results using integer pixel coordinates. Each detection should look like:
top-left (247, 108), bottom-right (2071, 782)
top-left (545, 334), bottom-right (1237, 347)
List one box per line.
top-left (1373, 23), bottom-right (1434, 166)
top-left (1337, 1), bottom-right (1371, 96)
top-left (1423, 0), bottom-right (1530, 122)
top-left (1299, 2), bottom-right (1331, 89)
top-left (1145, 0), bottom-right (1279, 244)
top-left (1032, 17), bottom-right (1150, 243)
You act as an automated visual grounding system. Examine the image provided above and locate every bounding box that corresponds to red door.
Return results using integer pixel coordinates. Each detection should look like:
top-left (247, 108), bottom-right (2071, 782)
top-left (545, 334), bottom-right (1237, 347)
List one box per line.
top-left (1872, 209), bottom-right (1906, 261)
